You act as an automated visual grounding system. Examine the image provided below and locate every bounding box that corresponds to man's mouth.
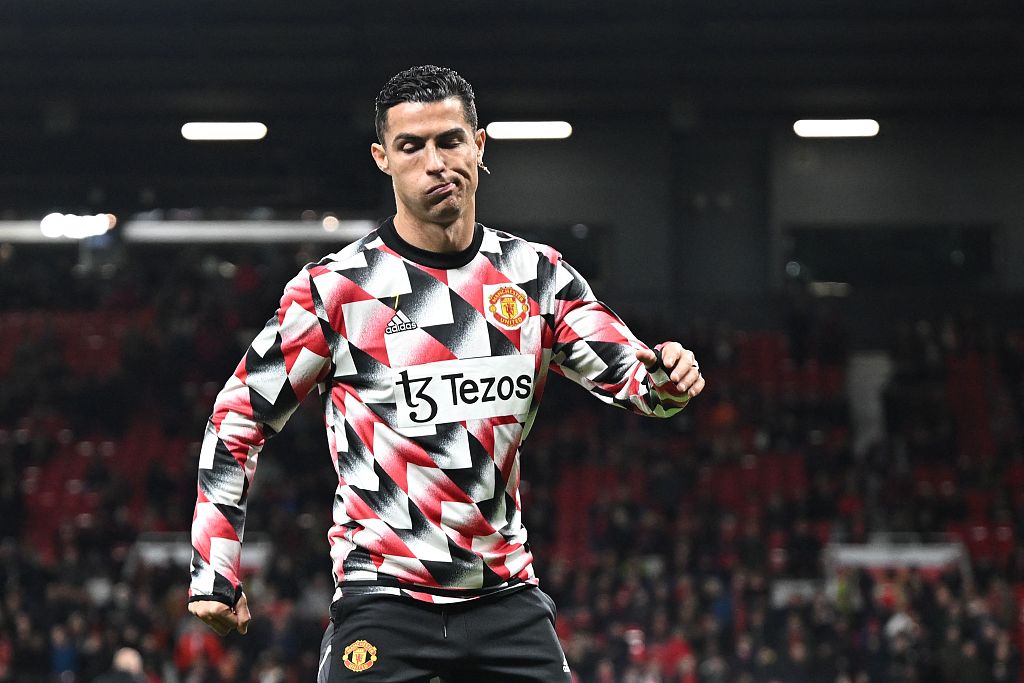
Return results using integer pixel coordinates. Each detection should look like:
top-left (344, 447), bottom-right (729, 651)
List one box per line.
top-left (427, 182), bottom-right (456, 197)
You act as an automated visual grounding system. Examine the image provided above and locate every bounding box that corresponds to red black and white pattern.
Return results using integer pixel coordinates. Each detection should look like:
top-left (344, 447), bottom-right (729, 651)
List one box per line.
top-left (189, 218), bottom-right (690, 606)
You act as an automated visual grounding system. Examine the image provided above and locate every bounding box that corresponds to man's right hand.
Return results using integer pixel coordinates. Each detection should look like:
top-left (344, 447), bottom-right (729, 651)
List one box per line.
top-left (188, 593), bottom-right (251, 636)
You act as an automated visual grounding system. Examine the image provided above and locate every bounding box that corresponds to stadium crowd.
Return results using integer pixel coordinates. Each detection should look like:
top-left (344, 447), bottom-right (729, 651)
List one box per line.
top-left (1, 240), bottom-right (1023, 682)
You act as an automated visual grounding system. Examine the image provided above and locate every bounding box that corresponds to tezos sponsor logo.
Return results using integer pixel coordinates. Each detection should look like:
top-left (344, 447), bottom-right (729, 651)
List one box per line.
top-left (393, 355), bottom-right (535, 427)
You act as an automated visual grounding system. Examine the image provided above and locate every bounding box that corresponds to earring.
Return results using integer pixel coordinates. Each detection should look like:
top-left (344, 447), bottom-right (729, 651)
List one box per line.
top-left (478, 160), bottom-right (490, 175)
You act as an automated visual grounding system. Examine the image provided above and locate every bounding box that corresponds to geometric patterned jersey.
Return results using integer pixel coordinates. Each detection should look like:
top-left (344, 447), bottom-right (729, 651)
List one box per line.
top-left (189, 217), bottom-right (690, 606)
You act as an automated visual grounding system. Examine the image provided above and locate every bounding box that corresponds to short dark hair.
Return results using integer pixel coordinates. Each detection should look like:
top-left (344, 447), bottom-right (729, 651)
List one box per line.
top-left (374, 65), bottom-right (478, 143)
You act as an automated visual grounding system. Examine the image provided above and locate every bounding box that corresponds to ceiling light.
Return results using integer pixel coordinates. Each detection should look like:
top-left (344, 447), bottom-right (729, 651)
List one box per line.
top-left (485, 121), bottom-right (572, 140)
top-left (793, 119), bottom-right (879, 138)
top-left (181, 122), bottom-right (268, 141)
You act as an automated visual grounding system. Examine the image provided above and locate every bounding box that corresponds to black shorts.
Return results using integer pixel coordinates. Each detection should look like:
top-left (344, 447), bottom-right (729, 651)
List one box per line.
top-left (316, 586), bottom-right (572, 682)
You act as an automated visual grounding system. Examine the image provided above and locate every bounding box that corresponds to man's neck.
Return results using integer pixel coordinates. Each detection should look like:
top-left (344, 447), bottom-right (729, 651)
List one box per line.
top-left (392, 209), bottom-right (476, 254)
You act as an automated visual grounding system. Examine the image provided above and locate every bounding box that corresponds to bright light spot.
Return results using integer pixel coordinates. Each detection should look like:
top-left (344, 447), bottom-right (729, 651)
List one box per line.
top-left (322, 215), bottom-right (339, 232)
top-left (39, 213), bottom-right (64, 238)
top-left (793, 119), bottom-right (879, 138)
top-left (181, 122), bottom-right (268, 141)
top-left (785, 260), bottom-right (802, 278)
top-left (39, 213), bottom-right (116, 239)
top-left (218, 261), bottom-right (238, 278)
top-left (485, 121), bottom-right (572, 140)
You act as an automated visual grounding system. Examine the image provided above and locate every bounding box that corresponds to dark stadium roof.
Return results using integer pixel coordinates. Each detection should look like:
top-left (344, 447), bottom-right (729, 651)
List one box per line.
top-left (3, 0), bottom-right (1023, 213)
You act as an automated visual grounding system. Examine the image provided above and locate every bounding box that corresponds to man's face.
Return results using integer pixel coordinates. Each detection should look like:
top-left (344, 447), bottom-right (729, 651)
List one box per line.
top-left (371, 97), bottom-right (485, 226)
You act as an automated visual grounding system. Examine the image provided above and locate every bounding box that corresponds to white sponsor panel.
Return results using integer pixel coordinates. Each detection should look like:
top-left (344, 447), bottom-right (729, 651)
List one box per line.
top-left (393, 423), bottom-right (437, 438)
top-left (392, 355), bottom-right (535, 428)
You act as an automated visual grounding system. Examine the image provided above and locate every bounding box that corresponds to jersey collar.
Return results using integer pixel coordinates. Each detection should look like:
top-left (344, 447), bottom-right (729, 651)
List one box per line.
top-left (378, 216), bottom-right (483, 270)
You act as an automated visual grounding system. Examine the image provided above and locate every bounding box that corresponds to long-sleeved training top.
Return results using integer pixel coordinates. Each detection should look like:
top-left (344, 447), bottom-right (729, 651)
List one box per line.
top-left (189, 217), bottom-right (690, 606)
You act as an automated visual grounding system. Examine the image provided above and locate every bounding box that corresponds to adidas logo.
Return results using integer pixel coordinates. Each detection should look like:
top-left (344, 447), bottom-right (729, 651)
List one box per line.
top-left (385, 310), bottom-right (418, 334)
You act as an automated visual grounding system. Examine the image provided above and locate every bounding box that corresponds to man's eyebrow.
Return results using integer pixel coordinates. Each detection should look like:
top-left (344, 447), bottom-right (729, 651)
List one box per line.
top-left (437, 127), bottom-right (469, 139)
top-left (391, 127), bottom-right (468, 145)
top-left (392, 132), bottom-right (423, 144)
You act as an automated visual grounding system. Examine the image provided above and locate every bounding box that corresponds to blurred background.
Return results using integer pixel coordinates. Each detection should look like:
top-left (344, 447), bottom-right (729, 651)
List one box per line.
top-left (2, 1), bottom-right (1024, 681)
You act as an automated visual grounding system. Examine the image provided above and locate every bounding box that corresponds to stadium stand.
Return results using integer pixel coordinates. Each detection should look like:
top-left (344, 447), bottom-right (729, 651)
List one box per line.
top-left (1, 243), bottom-right (1022, 682)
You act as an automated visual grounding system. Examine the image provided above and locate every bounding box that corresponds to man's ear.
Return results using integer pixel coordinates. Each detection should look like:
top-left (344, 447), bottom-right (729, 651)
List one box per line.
top-left (475, 127), bottom-right (486, 163)
top-left (370, 142), bottom-right (390, 175)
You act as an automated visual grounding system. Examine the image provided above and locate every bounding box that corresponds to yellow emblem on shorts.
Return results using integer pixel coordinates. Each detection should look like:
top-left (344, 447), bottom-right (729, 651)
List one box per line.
top-left (342, 639), bottom-right (378, 672)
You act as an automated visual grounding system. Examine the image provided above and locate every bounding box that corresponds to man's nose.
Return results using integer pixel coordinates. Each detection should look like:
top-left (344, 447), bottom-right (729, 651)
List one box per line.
top-left (424, 143), bottom-right (445, 173)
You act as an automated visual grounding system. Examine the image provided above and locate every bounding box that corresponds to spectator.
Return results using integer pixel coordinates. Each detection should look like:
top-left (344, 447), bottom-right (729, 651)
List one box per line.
top-left (93, 647), bottom-right (147, 683)
top-left (3, 242), bottom-right (1024, 682)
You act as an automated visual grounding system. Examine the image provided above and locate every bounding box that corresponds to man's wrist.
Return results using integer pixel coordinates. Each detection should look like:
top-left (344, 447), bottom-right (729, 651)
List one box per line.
top-left (188, 584), bottom-right (243, 607)
top-left (189, 594), bottom-right (234, 607)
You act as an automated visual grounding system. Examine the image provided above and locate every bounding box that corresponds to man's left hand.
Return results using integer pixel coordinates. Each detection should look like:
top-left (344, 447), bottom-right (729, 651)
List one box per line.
top-left (636, 342), bottom-right (705, 398)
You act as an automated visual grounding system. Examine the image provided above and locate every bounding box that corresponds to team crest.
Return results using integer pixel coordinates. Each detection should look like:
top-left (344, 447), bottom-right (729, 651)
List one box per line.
top-left (485, 284), bottom-right (529, 330)
top-left (343, 639), bottom-right (378, 672)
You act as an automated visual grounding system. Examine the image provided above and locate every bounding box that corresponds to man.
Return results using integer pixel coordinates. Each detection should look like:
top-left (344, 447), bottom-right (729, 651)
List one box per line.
top-left (188, 65), bottom-right (705, 682)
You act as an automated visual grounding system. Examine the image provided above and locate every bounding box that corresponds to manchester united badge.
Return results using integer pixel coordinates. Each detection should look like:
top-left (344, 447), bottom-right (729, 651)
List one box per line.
top-left (343, 639), bottom-right (378, 672)
top-left (485, 284), bottom-right (529, 330)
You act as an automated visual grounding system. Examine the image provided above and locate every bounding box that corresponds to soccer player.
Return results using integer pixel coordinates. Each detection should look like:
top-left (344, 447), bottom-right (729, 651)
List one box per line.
top-left (187, 65), bottom-right (705, 682)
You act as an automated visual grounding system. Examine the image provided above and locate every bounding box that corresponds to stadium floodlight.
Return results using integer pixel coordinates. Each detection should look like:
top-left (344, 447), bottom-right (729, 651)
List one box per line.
top-left (39, 213), bottom-right (116, 239)
top-left (485, 121), bottom-right (572, 140)
top-left (181, 122), bottom-right (268, 141)
top-left (793, 119), bottom-right (879, 138)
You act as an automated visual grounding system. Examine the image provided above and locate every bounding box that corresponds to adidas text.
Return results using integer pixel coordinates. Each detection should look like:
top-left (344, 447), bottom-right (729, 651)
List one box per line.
top-left (385, 311), bottom-right (419, 334)
top-left (386, 321), bottom-right (418, 334)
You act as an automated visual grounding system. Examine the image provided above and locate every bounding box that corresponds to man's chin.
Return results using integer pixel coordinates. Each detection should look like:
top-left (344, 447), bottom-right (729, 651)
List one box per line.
top-left (424, 198), bottom-right (463, 222)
